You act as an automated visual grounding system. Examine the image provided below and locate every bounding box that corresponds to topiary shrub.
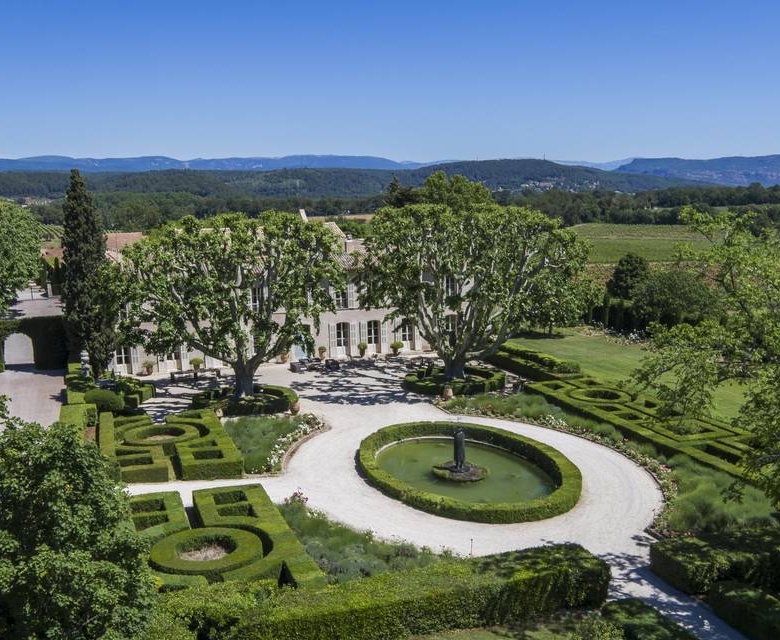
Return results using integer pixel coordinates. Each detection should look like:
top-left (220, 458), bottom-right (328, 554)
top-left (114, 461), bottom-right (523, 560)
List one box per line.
top-left (358, 421), bottom-right (581, 523)
top-left (83, 388), bottom-right (126, 414)
top-left (602, 598), bottom-right (697, 639)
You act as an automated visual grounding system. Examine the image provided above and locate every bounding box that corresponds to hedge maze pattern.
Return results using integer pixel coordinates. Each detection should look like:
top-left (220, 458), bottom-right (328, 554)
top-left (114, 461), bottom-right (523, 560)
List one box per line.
top-left (99, 409), bottom-right (243, 482)
top-left (130, 484), bottom-right (326, 590)
top-left (489, 343), bottom-right (751, 478)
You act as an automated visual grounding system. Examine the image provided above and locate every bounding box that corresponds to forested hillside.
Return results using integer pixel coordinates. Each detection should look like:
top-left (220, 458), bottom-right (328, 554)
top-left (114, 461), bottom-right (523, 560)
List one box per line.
top-left (618, 154), bottom-right (780, 187)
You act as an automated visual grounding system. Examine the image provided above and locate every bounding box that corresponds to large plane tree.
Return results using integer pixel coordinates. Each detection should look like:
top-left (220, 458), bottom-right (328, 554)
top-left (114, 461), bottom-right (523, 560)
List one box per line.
top-left (360, 202), bottom-right (587, 379)
top-left (121, 212), bottom-right (343, 397)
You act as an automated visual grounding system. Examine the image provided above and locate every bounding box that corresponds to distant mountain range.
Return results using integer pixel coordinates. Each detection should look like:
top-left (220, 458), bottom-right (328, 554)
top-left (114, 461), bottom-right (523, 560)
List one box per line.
top-left (4, 154), bottom-right (780, 187)
top-left (617, 155), bottom-right (780, 187)
top-left (0, 159), bottom-right (705, 200)
top-left (0, 154), bottom-right (433, 173)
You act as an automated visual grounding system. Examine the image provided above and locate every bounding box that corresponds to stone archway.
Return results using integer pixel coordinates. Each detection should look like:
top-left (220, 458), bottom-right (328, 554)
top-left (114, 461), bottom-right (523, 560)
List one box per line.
top-left (0, 316), bottom-right (68, 372)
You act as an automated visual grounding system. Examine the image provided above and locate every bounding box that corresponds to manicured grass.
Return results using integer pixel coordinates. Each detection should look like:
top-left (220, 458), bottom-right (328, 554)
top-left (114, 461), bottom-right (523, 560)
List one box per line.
top-left (223, 414), bottom-right (302, 473)
top-left (278, 498), bottom-right (439, 584)
top-left (572, 223), bottom-right (713, 263)
top-left (508, 329), bottom-right (743, 421)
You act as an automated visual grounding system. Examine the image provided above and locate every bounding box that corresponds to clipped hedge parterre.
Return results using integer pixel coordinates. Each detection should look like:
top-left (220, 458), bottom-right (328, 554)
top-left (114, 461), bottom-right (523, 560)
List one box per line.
top-left (403, 365), bottom-right (506, 396)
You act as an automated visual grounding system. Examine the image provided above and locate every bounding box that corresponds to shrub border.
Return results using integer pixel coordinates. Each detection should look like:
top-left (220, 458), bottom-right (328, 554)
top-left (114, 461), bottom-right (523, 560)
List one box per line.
top-left (358, 421), bottom-right (581, 523)
top-left (403, 365), bottom-right (505, 396)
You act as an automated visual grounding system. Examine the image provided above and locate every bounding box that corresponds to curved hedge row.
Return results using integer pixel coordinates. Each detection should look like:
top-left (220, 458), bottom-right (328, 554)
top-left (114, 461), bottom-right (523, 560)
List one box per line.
top-left (358, 421), bottom-right (581, 523)
top-left (403, 365), bottom-right (505, 396)
top-left (191, 384), bottom-right (299, 415)
top-left (150, 526), bottom-right (264, 583)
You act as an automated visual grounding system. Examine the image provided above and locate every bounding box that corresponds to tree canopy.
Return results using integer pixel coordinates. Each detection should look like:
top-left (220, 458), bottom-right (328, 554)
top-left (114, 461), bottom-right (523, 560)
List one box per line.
top-left (0, 406), bottom-right (155, 639)
top-left (0, 201), bottom-right (40, 316)
top-left (62, 169), bottom-right (117, 373)
top-left (121, 212), bottom-right (344, 396)
top-left (361, 200), bottom-right (587, 378)
top-left (606, 253), bottom-right (650, 300)
top-left (634, 207), bottom-right (780, 502)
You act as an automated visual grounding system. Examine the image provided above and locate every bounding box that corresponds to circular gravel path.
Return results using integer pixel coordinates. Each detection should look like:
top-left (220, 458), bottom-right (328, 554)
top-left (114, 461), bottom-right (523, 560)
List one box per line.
top-left (129, 361), bottom-right (746, 640)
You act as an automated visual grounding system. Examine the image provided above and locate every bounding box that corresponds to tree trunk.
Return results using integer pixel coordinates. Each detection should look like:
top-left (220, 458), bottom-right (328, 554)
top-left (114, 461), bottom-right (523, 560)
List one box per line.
top-left (444, 358), bottom-right (466, 380)
top-left (232, 362), bottom-right (257, 399)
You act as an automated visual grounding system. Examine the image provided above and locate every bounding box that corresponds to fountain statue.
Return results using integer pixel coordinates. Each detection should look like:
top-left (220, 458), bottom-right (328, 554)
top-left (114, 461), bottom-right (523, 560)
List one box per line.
top-left (432, 425), bottom-right (488, 482)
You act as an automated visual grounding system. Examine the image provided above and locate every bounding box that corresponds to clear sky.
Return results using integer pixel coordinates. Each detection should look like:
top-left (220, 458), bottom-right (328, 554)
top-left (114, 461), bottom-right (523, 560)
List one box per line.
top-left (1, 0), bottom-right (779, 162)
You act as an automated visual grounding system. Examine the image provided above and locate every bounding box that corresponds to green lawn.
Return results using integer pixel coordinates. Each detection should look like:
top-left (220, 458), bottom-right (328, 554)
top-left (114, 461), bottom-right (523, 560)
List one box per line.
top-left (572, 223), bottom-right (713, 263)
top-left (509, 328), bottom-right (743, 421)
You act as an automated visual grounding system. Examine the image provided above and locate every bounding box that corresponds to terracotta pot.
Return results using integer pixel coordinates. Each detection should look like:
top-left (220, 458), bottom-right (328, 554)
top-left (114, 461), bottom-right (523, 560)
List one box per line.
top-left (290, 400), bottom-right (301, 415)
top-left (442, 385), bottom-right (454, 401)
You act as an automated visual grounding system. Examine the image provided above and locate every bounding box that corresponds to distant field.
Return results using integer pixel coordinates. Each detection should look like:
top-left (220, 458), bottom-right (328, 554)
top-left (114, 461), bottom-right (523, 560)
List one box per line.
top-left (510, 328), bottom-right (744, 421)
top-left (572, 223), bottom-right (712, 263)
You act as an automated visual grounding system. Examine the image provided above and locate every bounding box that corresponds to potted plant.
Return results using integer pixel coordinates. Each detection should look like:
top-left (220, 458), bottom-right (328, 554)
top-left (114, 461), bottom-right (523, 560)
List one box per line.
top-left (357, 341), bottom-right (368, 357)
top-left (317, 345), bottom-right (327, 360)
top-left (442, 384), bottom-right (454, 401)
top-left (189, 356), bottom-right (204, 371)
top-left (390, 340), bottom-right (403, 356)
top-left (141, 358), bottom-right (156, 375)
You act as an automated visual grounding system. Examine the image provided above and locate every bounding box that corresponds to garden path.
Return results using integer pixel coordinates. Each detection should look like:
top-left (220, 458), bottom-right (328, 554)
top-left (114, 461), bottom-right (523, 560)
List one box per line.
top-left (128, 360), bottom-right (745, 640)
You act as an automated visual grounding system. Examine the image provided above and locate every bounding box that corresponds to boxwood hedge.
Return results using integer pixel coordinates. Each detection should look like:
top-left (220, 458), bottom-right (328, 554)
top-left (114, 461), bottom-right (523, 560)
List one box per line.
top-left (153, 543), bottom-right (609, 640)
top-left (709, 581), bottom-right (780, 640)
top-left (191, 384), bottom-right (298, 416)
top-left (486, 343), bottom-right (751, 479)
top-left (99, 409), bottom-right (242, 482)
top-left (403, 365), bottom-right (506, 396)
top-left (358, 421), bottom-right (581, 523)
top-left (649, 528), bottom-right (780, 595)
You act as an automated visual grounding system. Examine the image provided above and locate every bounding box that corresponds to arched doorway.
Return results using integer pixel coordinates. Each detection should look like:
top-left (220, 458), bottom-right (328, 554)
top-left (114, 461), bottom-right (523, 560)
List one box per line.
top-left (0, 316), bottom-right (68, 372)
top-left (2, 332), bottom-right (34, 369)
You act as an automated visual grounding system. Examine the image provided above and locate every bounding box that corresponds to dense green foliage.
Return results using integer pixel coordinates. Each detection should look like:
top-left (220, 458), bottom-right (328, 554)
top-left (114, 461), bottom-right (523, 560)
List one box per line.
top-left (0, 415), bottom-right (155, 639)
top-left (708, 581), bottom-right (780, 640)
top-left (149, 544), bottom-right (609, 640)
top-left (634, 207), bottom-right (780, 502)
top-left (606, 253), bottom-right (649, 299)
top-left (362, 174), bottom-right (587, 378)
top-left (192, 383), bottom-right (298, 416)
top-left (649, 527), bottom-right (780, 595)
top-left (83, 387), bottom-right (125, 413)
top-left (278, 497), bottom-right (438, 583)
top-left (61, 169), bottom-right (118, 373)
top-left (632, 269), bottom-right (719, 328)
top-left (0, 201), bottom-right (40, 316)
top-left (121, 212), bottom-right (344, 397)
top-left (358, 422), bottom-right (581, 523)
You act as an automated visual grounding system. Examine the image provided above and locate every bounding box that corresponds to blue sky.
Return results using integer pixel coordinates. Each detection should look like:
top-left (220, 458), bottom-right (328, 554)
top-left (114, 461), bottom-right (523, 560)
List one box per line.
top-left (1, 1), bottom-right (779, 162)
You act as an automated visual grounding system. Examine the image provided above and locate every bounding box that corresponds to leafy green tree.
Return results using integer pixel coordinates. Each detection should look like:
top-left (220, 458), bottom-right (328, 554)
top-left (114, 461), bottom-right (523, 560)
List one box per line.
top-left (361, 202), bottom-right (587, 379)
top-left (121, 213), bottom-right (344, 397)
top-left (606, 253), bottom-right (650, 300)
top-left (0, 201), bottom-right (40, 316)
top-left (418, 171), bottom-right (494, 210)
top-left (528, 273), bottom-right (603, 334)
top-left (634, 207), bottom-right (780, 501)
top-left (62, 169), bottom-right (117, 374)
top-left (0, 407), bottom-right (155, 640)
top-left (632, 268), bottom-right (719, 328)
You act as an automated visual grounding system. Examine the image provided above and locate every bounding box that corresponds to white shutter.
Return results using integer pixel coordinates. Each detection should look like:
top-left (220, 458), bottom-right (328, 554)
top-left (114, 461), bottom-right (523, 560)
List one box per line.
top-left (381, 321), bottom-right (389, 347)
top-left (131, 347), bottom-right (140, 373)
top-left (350, 321), bottom-right (358, 352)
top-left (414, 325), bottom-right (422, 351)
top-left (347, 282), bottom-right (356, 309)
top-left (328, 324), bottom-right (337, 355)
top-left (359, 321), bottom-right (367, 343)
top-left (328, 284), bottom-right (335, 305)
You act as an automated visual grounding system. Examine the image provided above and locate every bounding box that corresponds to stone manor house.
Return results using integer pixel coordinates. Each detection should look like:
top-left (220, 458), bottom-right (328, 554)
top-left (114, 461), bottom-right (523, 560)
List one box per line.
top-left (108, 220), bottom-right (430, 376)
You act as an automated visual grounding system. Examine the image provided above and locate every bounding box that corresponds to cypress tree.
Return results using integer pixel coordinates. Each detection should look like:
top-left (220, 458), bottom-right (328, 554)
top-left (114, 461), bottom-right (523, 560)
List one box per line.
top-left (62, 169), bottom-right (115, 374)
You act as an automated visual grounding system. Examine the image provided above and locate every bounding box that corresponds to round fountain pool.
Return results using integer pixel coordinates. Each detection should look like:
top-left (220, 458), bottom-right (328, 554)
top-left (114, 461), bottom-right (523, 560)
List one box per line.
top-left (377, 439), bottom-right (554, 503)
top-left (358, 422), bottom-right (582, 523)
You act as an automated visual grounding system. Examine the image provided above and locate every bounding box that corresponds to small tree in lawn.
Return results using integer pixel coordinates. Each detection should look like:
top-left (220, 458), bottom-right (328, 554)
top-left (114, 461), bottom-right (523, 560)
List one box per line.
top-left (61, 169), bottom-right (118, 374)
top-left (0, 401), bottom-right (155, 640)
top-left (606, 252), bottom-right (650, 300)
top-left (121, 212), bottom-right (344, 398)
top-left (360, 202), bottom-right (587, 379)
